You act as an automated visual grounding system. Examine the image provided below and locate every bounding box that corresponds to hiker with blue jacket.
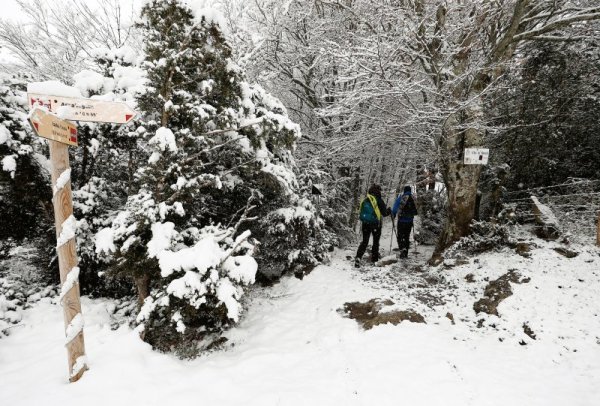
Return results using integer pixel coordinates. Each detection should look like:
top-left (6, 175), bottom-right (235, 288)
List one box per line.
top-left (355, 184), bottom-right (391, 267)
top-left (392, 186), bottom-right (418, 258)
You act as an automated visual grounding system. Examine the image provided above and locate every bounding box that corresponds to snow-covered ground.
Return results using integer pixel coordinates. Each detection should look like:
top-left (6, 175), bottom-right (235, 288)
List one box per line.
top-left (1, 226), bottom-right (599, 406)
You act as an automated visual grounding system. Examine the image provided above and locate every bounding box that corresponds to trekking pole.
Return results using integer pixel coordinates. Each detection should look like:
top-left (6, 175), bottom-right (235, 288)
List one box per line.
top-left (389, 217), bottom-right (394, 255)
top-left (390, 217), bottom-right (398, 255)
top-left (412, 221), bottom-right (418, 255)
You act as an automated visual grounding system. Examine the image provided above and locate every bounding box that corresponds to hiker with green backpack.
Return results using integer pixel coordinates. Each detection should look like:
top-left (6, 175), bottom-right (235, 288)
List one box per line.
top-left (354, 184), bottom-right (391, 267)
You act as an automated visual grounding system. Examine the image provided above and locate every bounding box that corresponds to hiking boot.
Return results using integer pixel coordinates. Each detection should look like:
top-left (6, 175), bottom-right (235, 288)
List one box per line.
top-left (354, 257), bottom-right (361, 268)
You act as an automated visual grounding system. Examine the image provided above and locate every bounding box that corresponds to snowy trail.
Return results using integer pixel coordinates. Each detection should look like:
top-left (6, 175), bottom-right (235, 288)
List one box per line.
top-left (1, 227), bottom-right (600, 405)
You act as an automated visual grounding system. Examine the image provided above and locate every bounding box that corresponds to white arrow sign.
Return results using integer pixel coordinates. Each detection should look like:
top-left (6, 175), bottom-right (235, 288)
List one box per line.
top-left (28, 93), bottom-right (137, 124)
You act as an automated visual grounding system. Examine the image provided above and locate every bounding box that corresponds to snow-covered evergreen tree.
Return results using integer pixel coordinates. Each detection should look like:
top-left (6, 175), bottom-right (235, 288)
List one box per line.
top-left (95, 0), bottom-right (327, 353)
top-left (0, 73), bottom-right (56, 276)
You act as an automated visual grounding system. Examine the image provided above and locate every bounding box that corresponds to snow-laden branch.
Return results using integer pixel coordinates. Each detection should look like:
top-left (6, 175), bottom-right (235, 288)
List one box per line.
top-left (513, 9), bottom-right (600, 42)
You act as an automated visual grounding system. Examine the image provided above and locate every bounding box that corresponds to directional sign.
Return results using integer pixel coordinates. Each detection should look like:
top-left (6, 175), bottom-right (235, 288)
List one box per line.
top-left (464, 148), bottom-right (489, 165)
top-left (29, 108), bottom-right (78, 146)
top-left (28, 93), bottom-right (137, 124)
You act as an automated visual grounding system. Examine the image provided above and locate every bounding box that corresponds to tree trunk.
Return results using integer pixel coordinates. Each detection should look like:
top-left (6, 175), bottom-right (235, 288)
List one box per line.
top-left (434, 103), bottom-right (484, 256)
top-left (348, 168), bottom-right (362, 228)
top-left (134, 273), bottom-right (151, 309)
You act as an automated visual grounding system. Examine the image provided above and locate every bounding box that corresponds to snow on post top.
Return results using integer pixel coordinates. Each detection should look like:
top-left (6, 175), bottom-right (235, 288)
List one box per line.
top-left (27, 81), bottom-right (83, 98)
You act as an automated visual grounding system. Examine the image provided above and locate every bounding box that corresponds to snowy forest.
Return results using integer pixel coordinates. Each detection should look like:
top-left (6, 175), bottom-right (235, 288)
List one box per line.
top-left (1, 0), bottom-right (599, 404)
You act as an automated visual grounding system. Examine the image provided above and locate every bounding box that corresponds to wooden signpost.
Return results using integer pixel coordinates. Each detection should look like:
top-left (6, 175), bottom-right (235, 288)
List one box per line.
top-left (28, 93), bottom-right (138, 383)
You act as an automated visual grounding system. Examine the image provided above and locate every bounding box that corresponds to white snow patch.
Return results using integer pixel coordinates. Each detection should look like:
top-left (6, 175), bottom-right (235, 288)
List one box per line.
top-left (27, 81), bottom-right (82, 98)
top-left (0, 124), bottom-right (10, 145)
top-left (58, 267), bottom-right (80, 303)
top-left (64, 313), bottom-right (84, 345)
top-left (73, 70), bottom-right (107, 96)
top-left (70, 355), bottom-right (87, 379)
top-left (1, 155), bottom-right (16, 177)
top-left (148, 127), bottom-right (177, 153)
top-left (157, 237), bottom-right (222, 278)
top-left (172, 311), bottom-right (186, 333)
top-left (222, 254), bottom-right (257, 285)
top-left (147, 222), bottom-right (178, 258)
top-left (184, 0), bottom-right (228, 33)
top-left (95, 228), bottom-right (116, 254)
top-left (56, 215), bottom-right (77, 248)
top-left (216, 278), bottom-right (241, 321)
top-left (53, 168), bottom-right (71, 196)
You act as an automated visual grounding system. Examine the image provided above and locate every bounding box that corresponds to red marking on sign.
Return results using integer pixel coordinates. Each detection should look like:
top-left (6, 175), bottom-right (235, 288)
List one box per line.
top-left (125, 114), bottom-right (133, 122)
top-left (70, 136), bottom-right (77, 143)
top-left (70, 127), bottom-right (77, 135)
top-left (33, 122), bottom-right (39, 131)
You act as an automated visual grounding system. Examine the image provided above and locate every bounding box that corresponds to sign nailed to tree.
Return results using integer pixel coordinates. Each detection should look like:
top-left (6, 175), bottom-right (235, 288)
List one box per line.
top-left (28, 93), bottom-right (137, 124)
top-left (464, 148), bottom-right (489, 165)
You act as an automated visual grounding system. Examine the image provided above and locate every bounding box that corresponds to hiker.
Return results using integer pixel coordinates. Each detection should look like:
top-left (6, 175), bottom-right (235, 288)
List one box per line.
top-left (355, 184), bottom-right (391, 267)
top-left (392, 185), bottom-right (418, 258)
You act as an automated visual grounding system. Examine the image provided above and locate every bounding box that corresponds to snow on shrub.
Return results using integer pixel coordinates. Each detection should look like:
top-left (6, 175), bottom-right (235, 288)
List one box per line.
top-left (136, 226), bottom-right (256, 356)
top-left (255, 197), bottom-right (329, 281)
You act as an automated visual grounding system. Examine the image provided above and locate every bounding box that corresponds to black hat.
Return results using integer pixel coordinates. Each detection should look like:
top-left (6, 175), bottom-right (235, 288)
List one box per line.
top-left (368, 184), bottom-right (382, 196)
top-left (403, 185), bottom-right (412, 193)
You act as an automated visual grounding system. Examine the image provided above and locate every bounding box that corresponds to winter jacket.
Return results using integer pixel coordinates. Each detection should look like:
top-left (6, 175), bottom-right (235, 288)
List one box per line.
top-left (392, 192), bottom-right (418, 223)
top-left (359, 193), bottom-right (390, 225)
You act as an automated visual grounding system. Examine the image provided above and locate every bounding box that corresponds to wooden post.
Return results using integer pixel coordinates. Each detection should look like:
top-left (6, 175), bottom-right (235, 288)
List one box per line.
top-left (49, 140), bottom-right (88, 382)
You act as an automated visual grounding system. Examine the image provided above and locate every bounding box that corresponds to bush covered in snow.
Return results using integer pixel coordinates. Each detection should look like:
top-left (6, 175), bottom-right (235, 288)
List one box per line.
top-left (137, 226), bottom-right (256, 356)
top-left (0, 74), bottom-right (57, 280)
top-left (445, 221), bottom-right (516, 258)
top-left (415, 189), bottom-right (447, 246)
top-left (255, 198), bottom-right (327, 282)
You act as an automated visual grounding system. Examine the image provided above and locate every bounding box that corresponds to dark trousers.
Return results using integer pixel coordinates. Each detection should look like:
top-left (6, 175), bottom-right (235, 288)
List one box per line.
top-left (356, 222), bottom-right (382, 262)
top-left (397, 221), bottom-right (413, 257)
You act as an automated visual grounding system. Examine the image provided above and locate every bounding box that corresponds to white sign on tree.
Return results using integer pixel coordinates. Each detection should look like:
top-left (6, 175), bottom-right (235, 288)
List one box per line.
top-left (464, 148), bottom-right (489, 165)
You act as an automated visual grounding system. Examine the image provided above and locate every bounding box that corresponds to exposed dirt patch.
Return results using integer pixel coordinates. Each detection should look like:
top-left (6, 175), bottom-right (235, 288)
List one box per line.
top-left (342, 298), bottom-right (425, 330)
top-left (513, 242), bottom-right (533, 258)
top-left (465, 273), bottom-right (475, 283)
top-left (553, 247), bottom-right (579, 258)
top-left (473, 270), bottom-right (528, 316)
